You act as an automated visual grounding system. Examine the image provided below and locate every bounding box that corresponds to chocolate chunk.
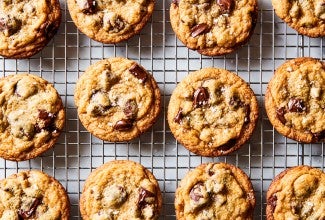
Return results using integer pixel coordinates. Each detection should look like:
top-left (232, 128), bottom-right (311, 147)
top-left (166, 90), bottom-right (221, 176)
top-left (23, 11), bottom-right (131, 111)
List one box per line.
top-left (138, 187), bottom-right (155, 209)
top-left (35, 110), bottom-right (58, 133)
top-left (217, 139), bottom-right (236, 152)
top-left (208, 169), bottom-right (214, 176)
top-left (0, 16), bottom-right (21, 36)
top-left (190, 183), bottom-right (205, 202)
top-left (288, 98), bottom-right (306, 113)
top-left (313, 130), bottom-right (325, 142)
top-left (268, 193), bottom-right (277, 214)
top-left (129, 64), bottom-right (148, 83)
top-left (174, 108), bottom-right (183, 123)
top-left (193, 87), bottom-right (209, 108)
top-left (78, 0), bottom-right (97, 14)
top-left (172, 0), bottom-right (180, 5)
top-left (217, 0), bottom-right (235, 14)
top-left (276, 107), bottom-right (286, 124)
top-left (44, 22), bottom-right (57, 39)
top-left (18, 198), bottom-right (40, 219)
top-left (114, 119), bottom-right (133, 131)
top-left (91, 104), bottom-right (110, 116)
top-left (191, 23), bottom-right (210, 38)
top-left (229, 96), bottom-right (242, 109)
top-left (123, 100), bottom-right (138, 119)
top-left (243, 104), bottom-right (250, 124)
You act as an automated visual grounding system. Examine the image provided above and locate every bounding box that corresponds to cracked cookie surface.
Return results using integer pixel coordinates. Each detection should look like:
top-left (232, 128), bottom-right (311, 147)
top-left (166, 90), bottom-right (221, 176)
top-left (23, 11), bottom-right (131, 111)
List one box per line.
top-left (266, 165), bottom-right (325, 220)
top-left (0, 74), bottom-right (65, 161)
top-left (175, 162), bottom-right (255, 220)
top-left (0, 0), bottom-right (61, 58)
top-left (170, 0), bottom-right (258, 56)
top-left (167, 67), bottom-right (258, 157)
top-left (67, 0), bottom-right (154, 44)
top-left (0, 170), bottom-right (70, 219)
top-left (265, 57), bottom-right (325, 143)
top-left (74, 57), bottom-right (161, 142)
top-left (80, 160), bottom-right (162, 220)
top-left (272, 0), bottom-right (325, 37)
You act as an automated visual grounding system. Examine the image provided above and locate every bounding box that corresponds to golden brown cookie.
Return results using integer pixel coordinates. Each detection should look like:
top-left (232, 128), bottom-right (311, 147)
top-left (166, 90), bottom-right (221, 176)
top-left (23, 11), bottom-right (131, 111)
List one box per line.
top-left (0, 170), bottom-right (70, 219)
top-left (67, 0), bottom-right (155, 44)
top-left (0, 74), bottom-right (65, 161)
top-left (266, 165), bottom-right (325, 220)
top-left (80, 160), bottom-right (162, 220)
top-left (0, 0), bottom-right (61, 58)
top-left (272, 0), bottom-right (325, 37)
top-left (265, 57), bottom-right (325, 143)
top-left (167, 67), bottom-right (258, 157)
top-left (175, 162), bottom-right (256, 219)
top-left (170, 0), bottom-right (258, 56)
top-left (74, 57), bottom-right (161, 142)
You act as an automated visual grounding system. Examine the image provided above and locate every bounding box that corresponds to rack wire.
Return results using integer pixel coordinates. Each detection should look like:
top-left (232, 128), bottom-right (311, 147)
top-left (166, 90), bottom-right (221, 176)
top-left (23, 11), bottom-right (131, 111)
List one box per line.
top-left (0, 0), bottom-right (324, 219)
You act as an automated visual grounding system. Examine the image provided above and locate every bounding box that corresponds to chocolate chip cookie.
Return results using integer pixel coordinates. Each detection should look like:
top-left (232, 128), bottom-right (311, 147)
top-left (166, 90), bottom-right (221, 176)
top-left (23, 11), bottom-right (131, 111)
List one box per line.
top-left (175, 162), bottom-right (255, 219)
top-left (67, 0), bottom-right (155, 44)
top-left (266, 165), bottom-right (325, 220)
top-left (265, 57), bottom-right (325, 143)
top-left (272, 0), bottom-right (325, 37)
top-left (0, 170), bottom-right (70, 219)
top-left (167, 67), bottom-right (258, 157)
top-left (170, 0), bottom-right (258, 56)
top-left (80, 160), bottom-right (162, 220)
top-left (0, 74), bottom-right (65, 161)
top-left (0, 0), bottom-right (61, 58)
top-left (74, 57), bottom-right (161, 142)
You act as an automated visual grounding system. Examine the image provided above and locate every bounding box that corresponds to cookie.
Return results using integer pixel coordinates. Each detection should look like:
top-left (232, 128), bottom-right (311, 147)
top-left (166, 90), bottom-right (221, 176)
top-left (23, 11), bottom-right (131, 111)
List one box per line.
top-left (80, 160), bottom-right (162, 220)
top-left (0, 74), bottom-right (65, 161)
top-left (74, 57), bottom-right (161, 142)
top-left (0, 0), bottom-right (61, 59)
top-left (0, 170), bottom-right (70, 219)
top-left (272, 0), bottom-right (325, 38)
top-left (266, 165), bottom-right (325, 220)
top-left (175, 162), bottom-right (255, 219)
top-left (169, 0), bottom-right (258, 56)
top-left (167, 67), bottom-right (258, 157)
top-left (265, 57), bottom-right (325, 143)
top-left (67, 0), bottom-right (155, 44)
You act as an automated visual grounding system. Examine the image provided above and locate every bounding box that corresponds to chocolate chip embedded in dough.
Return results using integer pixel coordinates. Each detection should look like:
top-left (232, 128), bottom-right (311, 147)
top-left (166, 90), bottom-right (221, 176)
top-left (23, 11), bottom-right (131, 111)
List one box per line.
top-left (193, 87), bottom-right (209, 108)
top-left (174, 108), bottom-right (183, 124)
top-left (288, 98), bottom-right (306, 113)
top-left (123, 100), bottom-right (138, 119)
top-left (114, 119), bottom-right (133, 131)
top-left (129, 64), bottom-right (148, 83)
top-left (229, 96), bottom-right (242, 109)
top-left (217, 139), bottom-right (236, 152)
top-left (268, 193), bottom-right (277, 214)
top-left (276, 107), bottom-right (286, 124)
top-left (77, 0), bottom-right (97, 14)
top-left (172, 0), bottom-right (180, 6)
top-left (138, 187), bottom-right (155, 208)
top-left (217, 0), bottom-right (235, 14)
top-left (243, 104), bottom-right (250, 124)
top-left (190, 182), bottom-right (205, 202)
top-left (191, 23), bottom-right (210, 38)
top-left (18, 198), bottom-right (41, 219)
top-left (0, 16), bottom-right (21, 37)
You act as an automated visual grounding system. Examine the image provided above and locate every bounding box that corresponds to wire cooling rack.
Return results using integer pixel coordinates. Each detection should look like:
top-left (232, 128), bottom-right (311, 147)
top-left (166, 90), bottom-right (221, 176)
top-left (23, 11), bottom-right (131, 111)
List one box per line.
top-left (0, 0), bottom-right (324, 219)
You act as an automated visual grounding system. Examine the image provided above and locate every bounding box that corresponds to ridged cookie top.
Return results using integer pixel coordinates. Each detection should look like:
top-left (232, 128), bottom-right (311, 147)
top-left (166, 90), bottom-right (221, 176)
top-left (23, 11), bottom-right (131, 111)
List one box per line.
top-left (74, 57), bottom-right (161, 142)
top-left (170, 0), bottom-right (258, 55)
top-left (266, 57), bottom-right (325, 143)
top-left (0, 170), bottom-right (70, 219)
top-left (0, 0), bottom-right (61, 58)
top-left (0, 74), bottom-right (65, 161)
top-left (175, 163), bottom-right (255, 219)
top-left (67, 0), bottom-right (154, 43)
top-left (266, 166), bottom-right (325, 220)
top-left (167, 67), bottom-right (258, 156)
top-left (272, 0), bottom-right (325, 37)
top-left (80, 160), bottom-right (162, 220)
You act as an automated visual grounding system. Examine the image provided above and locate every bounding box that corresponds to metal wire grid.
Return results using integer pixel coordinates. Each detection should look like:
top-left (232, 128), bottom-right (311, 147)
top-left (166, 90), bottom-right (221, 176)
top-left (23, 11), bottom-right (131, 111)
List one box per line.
top-left (0, 0), bottom-right (324, 219)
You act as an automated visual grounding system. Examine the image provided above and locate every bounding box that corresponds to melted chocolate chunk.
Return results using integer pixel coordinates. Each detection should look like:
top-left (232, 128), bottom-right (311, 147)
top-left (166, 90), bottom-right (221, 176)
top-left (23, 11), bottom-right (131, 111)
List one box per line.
top-left (91, 104), bottom-right (110, 116)
top-left (79, 0), bottom-right (97, 14)
top-left (191, 23), bottom-right (210, 38)
top-left (193, 87), bottom-right (209, 108)
top-left (229, 96), bottom-right (242, 109)
top-left (217, 0), bottom-right (235, 14)
top-left (123, 100), bottom-right (138, 119)
top-left (129, 64), bottom-right (148, 83)
top-left (276, 107), bottom-right (286, 124)
top-left (114, 119), bottom-right (133, 131)
top-left (288, 98), bottom-right (306, 113)
top-left (174, 108), bottom-right (183, 124)
top-left (268, 193), bottom-right (277, 214)
top-left (18, 198), bottom-right (40, 219)
top-left (138, 187), bottom-right (155, 208)
top-left (35, 110), bottom-right (58, 133)
top-left (0, 16), bottom-right (21, 36)
top-left (217, 139), bottom-right (236, 152)
top-left (190, 182), bottom-right (204, 202)
top-left (243, 104), bottom-right (250, 124)
top-left (313, 130), bottom-right (325, 142)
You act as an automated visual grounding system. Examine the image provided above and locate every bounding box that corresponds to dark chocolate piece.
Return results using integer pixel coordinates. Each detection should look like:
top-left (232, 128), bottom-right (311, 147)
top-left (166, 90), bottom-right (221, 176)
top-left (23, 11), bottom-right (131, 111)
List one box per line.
top-left (193, 87), bottom-right (209, 108)
top-left (191, 23), bottom-right (210, 38)
top-left (288, 98), bottom-right (306, 113)
top-left (114, 119), bottom-right (133, 131)
top-left (129, 64), bottom-right (148, 83)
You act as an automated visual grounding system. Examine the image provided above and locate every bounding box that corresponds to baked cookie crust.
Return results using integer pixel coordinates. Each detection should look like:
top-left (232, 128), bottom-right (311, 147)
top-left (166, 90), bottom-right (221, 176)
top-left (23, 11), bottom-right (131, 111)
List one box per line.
top-left (0, 74), bottom-right (65, 161)
top-left (175, 162), bottom-right (256, 219)
top-left (74, 57), bottom-right (161, 142)
top-left (265, 57), bottom-right (325, 143)
top-left (167, 67), bottom-right (258, 157)
top-left (0, 0), bottom-right (61, 58)
top-left (80, 160), bottom-right (162, 220)
top-left (170, 0), bottom-right (258, 56)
